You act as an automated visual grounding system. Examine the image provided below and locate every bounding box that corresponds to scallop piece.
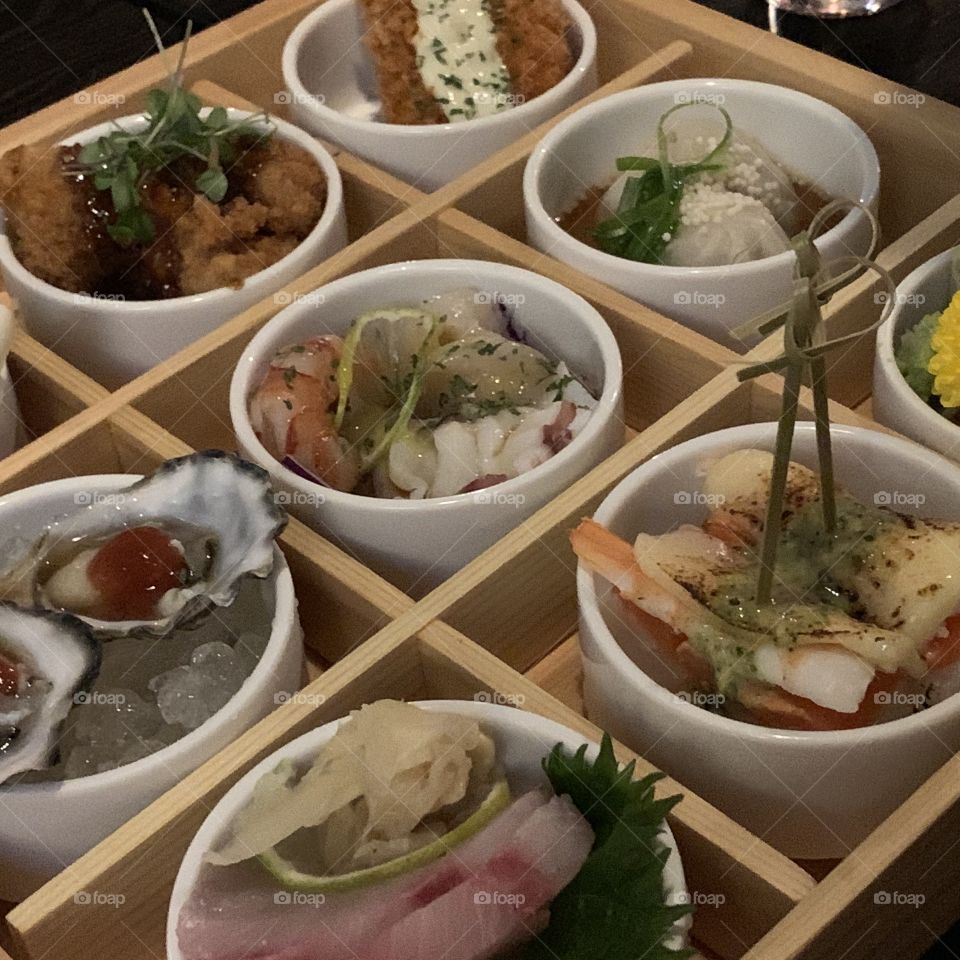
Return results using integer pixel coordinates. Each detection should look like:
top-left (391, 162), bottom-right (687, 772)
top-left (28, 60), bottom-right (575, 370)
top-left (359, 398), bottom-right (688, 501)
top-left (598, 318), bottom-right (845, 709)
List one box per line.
top-left (0, 602), bottom-right (101, 785)
top-left (422, 287), bottom-right (501, 341)
top-left (0, 452), bottom-right (287, 637)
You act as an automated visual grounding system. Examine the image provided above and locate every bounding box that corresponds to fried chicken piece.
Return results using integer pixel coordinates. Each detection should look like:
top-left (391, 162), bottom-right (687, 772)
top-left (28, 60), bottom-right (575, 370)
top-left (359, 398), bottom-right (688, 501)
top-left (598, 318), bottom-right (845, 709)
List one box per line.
top-left (0, 134), bottom-right (325, 299)
top-left (357, 0), bottom-right (447, 125)
top-left (356, 0), bottom-right (573, 125)
top-left (234, 139), bottom-right (328, 237)
top-left (0, 144), bottom-right (111, 293)
top-left (493, 0), bottom-right (573, 104)
top-left (173, 195), bottom-right (298, 296)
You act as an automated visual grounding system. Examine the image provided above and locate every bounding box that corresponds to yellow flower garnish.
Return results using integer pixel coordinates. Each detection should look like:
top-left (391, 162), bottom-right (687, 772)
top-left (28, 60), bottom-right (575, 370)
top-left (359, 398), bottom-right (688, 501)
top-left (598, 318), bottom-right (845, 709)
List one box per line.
top-left (929, 291), bottom-right (960, 408)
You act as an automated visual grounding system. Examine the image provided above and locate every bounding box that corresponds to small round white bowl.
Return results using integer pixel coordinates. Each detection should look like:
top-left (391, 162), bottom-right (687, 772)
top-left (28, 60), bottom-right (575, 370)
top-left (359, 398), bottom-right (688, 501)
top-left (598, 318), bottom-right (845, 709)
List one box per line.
top-left (230, 259), bottom-right (623, 594)
top-left (0, 361), bottom-right (21, 458)
top-left (281, 0), bottom-right (597, 191)
top-left (166, 699), bottom-right (690, 960)
top-left (0, 474), bottom-right (303, 901)
top-left (577, 421), bottom-right (960, 859)
top-left (524, 79), bottom-right (881, 351)
top-left (0, 109), bottom-right (348, 389)
top-left (874, 249), bottom-right (960, 461)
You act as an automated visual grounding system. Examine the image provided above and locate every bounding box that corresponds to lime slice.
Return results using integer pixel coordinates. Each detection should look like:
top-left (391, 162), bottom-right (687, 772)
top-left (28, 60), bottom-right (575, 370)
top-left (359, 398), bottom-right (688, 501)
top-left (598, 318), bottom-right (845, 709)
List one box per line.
top-left (259, 779), bottom-right (511, 894)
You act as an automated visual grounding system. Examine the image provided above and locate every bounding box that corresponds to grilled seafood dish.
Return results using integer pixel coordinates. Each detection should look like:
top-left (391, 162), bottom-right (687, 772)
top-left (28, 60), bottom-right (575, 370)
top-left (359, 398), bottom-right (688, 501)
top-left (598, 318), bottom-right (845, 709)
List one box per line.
top-left (572, 448), bottom-right (960, 730)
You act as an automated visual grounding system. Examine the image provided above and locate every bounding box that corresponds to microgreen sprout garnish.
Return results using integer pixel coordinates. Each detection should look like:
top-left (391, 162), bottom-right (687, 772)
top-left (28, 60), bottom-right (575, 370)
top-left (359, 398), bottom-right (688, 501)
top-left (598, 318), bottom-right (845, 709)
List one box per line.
top-left (67, 9), bottom-right (273, 246)
top-left (594, 103), bottom-right (733, 265)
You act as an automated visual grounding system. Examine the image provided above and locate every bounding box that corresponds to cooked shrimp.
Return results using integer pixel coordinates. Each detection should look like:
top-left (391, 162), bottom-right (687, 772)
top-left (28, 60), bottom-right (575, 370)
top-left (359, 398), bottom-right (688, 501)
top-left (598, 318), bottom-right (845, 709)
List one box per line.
top-left (571, 518), bottom-right (716, 691)
top-left (570, 518), bottom-right (894, 731)
top-left (249, 336), bottom-right (361, 492)
top-left (735, 668), bottom-right (898, 731)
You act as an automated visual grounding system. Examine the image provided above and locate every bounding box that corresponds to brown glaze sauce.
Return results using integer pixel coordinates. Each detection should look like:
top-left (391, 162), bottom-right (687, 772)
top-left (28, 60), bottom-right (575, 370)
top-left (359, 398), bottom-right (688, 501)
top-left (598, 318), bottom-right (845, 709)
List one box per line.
top-left (55, 135), bottom-right (318, 301)
top-left (556, 178), bottom-right (840, 254)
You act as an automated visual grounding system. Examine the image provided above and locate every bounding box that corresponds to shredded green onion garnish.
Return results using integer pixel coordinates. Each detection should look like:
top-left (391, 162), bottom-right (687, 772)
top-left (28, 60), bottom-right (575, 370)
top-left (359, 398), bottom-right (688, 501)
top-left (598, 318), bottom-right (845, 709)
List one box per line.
top-left (594, 103), bottom-right (733, 265)
top-left (359, 330), bottom-right (435, 472)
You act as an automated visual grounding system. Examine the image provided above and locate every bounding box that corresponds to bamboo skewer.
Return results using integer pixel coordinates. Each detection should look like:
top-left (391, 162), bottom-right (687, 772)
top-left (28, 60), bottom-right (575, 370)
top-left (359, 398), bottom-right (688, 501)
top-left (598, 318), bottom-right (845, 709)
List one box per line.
top-left (731, 202), bottom-right (892, 603)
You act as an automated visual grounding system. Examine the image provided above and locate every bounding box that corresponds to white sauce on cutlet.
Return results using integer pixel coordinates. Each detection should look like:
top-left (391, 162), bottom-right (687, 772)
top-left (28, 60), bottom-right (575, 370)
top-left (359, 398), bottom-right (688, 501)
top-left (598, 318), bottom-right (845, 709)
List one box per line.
top-left (411, 0), bottom-right (514, 122)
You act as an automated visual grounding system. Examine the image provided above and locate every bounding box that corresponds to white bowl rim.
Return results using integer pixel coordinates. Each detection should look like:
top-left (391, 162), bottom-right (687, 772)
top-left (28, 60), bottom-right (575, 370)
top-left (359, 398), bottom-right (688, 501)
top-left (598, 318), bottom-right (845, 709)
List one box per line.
top-left (165, 698), bottom-right (689, 959)
top-left (280, 0), bottom-right (597, 137)
top-left (524, 77), bottom-right (881, 279)
top-left (0, 108), bottom-right (344, 315)
top-left (229, 258), bottom-right (623, 514)
top-left (876, 248), bottom-right (960, 445)
top-left (0, 473), bottom-right (297, 797)
top-left (578, 420), bottom-right (960, 745)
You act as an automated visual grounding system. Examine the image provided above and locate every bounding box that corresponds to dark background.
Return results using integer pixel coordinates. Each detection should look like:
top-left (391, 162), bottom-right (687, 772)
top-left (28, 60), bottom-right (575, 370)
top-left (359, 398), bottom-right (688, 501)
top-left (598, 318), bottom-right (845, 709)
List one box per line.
top-left (0, 1), bottom-right (958, 956)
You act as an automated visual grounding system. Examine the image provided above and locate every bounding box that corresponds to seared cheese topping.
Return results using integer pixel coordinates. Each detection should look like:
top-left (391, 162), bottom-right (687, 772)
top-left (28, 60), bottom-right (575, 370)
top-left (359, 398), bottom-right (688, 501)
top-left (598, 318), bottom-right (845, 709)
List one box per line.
top-left (411, 0), bottom-right (513, 122)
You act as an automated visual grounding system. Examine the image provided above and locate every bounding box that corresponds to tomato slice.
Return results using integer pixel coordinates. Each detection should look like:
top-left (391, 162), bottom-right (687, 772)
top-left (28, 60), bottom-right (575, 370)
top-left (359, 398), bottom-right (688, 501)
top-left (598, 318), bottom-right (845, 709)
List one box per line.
top-left (616, 595), bottom-right (714, 688)
top-left (87, 526), bottom-right (188, 621)
top-left (924, 615), bottom-right (960, 669)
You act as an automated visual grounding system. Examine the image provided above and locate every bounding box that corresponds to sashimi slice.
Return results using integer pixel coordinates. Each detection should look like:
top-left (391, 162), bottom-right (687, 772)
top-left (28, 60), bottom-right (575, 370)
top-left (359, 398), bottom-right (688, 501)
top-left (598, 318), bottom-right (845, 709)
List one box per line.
top-left (366, 794), bottom-right (594, 960)
top-left (177, 791), bottom-right (551, 960)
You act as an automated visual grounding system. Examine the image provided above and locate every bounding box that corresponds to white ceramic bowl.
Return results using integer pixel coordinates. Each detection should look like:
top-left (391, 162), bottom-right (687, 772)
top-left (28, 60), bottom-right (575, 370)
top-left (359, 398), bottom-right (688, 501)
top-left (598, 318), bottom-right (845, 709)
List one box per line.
top-left (0, 361), bottom-right (21, 459)
top-left (230, 259), bottom-right (623, 593)
top-left (166, 699), bottom-right (690, 959)
top-left (874, 249), bottom-right (960, 461)
top-left (0, 109), bottom-right (348, 389)
top-left (0, 474), bottom-right (303, 901)
top-left (281, 0), bottom-right (597, 190)
top-left (524, 79), bottom-right (881, 350)
top-left (577, 421), bottom-right (960, 859)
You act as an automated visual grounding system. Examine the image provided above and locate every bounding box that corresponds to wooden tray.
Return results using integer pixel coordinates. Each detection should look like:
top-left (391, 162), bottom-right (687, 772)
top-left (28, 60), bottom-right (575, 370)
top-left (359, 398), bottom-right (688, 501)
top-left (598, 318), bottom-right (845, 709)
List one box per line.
top-left (2, 1), bottom-right (960, 958)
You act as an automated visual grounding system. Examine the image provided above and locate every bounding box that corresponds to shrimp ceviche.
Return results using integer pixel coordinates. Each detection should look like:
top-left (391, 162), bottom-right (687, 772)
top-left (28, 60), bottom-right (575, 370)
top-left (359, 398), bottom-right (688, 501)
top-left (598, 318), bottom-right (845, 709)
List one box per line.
top-left (572, 448), bottom-right (960, 731)
top-left (249, 287), bottom-right (597, 498)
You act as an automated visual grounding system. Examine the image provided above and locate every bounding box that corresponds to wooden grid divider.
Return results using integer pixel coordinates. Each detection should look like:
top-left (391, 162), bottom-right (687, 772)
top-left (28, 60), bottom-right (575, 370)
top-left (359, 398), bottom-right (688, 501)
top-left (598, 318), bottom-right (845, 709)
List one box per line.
top-left (2, 1), bottom-right (960, 958)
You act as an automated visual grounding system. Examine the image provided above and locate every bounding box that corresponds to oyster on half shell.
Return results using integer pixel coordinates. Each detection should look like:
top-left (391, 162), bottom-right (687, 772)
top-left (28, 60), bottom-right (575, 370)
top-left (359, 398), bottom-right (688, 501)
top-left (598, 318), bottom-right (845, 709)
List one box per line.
top-left (0, 602), bottom-right (101, 785)
top-left (0, 452), bottom-right (287, 637)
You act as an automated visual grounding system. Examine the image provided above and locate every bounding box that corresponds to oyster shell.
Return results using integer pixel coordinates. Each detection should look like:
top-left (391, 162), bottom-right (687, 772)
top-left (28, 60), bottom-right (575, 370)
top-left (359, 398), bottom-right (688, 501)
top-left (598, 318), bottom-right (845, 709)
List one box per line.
top-left (0, 452), bottom-right (287, 637)
top-left (0, 602), bottom-right (101, 785)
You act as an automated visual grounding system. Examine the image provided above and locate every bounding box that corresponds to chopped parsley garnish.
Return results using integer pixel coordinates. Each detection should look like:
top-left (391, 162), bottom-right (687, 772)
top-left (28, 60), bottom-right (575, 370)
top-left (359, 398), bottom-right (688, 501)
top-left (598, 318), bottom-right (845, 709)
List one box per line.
top-left (547, 374), bottom-right (575, 400)
top-left (450, 374), bottom-right (476, 398)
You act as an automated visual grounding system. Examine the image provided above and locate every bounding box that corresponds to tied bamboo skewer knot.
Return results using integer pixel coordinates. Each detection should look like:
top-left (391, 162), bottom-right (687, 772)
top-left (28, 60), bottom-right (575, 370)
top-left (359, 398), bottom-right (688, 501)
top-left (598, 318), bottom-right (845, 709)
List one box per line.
top-left (728, 199), bottom-right (896, 604)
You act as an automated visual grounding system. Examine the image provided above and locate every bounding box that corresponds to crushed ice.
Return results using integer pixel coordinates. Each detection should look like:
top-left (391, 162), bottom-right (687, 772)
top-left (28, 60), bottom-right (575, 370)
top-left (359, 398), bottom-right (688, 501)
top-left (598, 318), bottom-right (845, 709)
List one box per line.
top-left (18, 577), bottom-right (274, 782)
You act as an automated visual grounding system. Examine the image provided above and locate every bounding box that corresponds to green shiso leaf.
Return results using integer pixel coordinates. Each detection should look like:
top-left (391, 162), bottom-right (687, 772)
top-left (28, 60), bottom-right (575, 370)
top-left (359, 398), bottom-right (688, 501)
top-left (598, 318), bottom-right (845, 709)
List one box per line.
top-left (515, 735), bottom-right (692, 960)
top-left (895, 311), bottom-right (941, 403)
